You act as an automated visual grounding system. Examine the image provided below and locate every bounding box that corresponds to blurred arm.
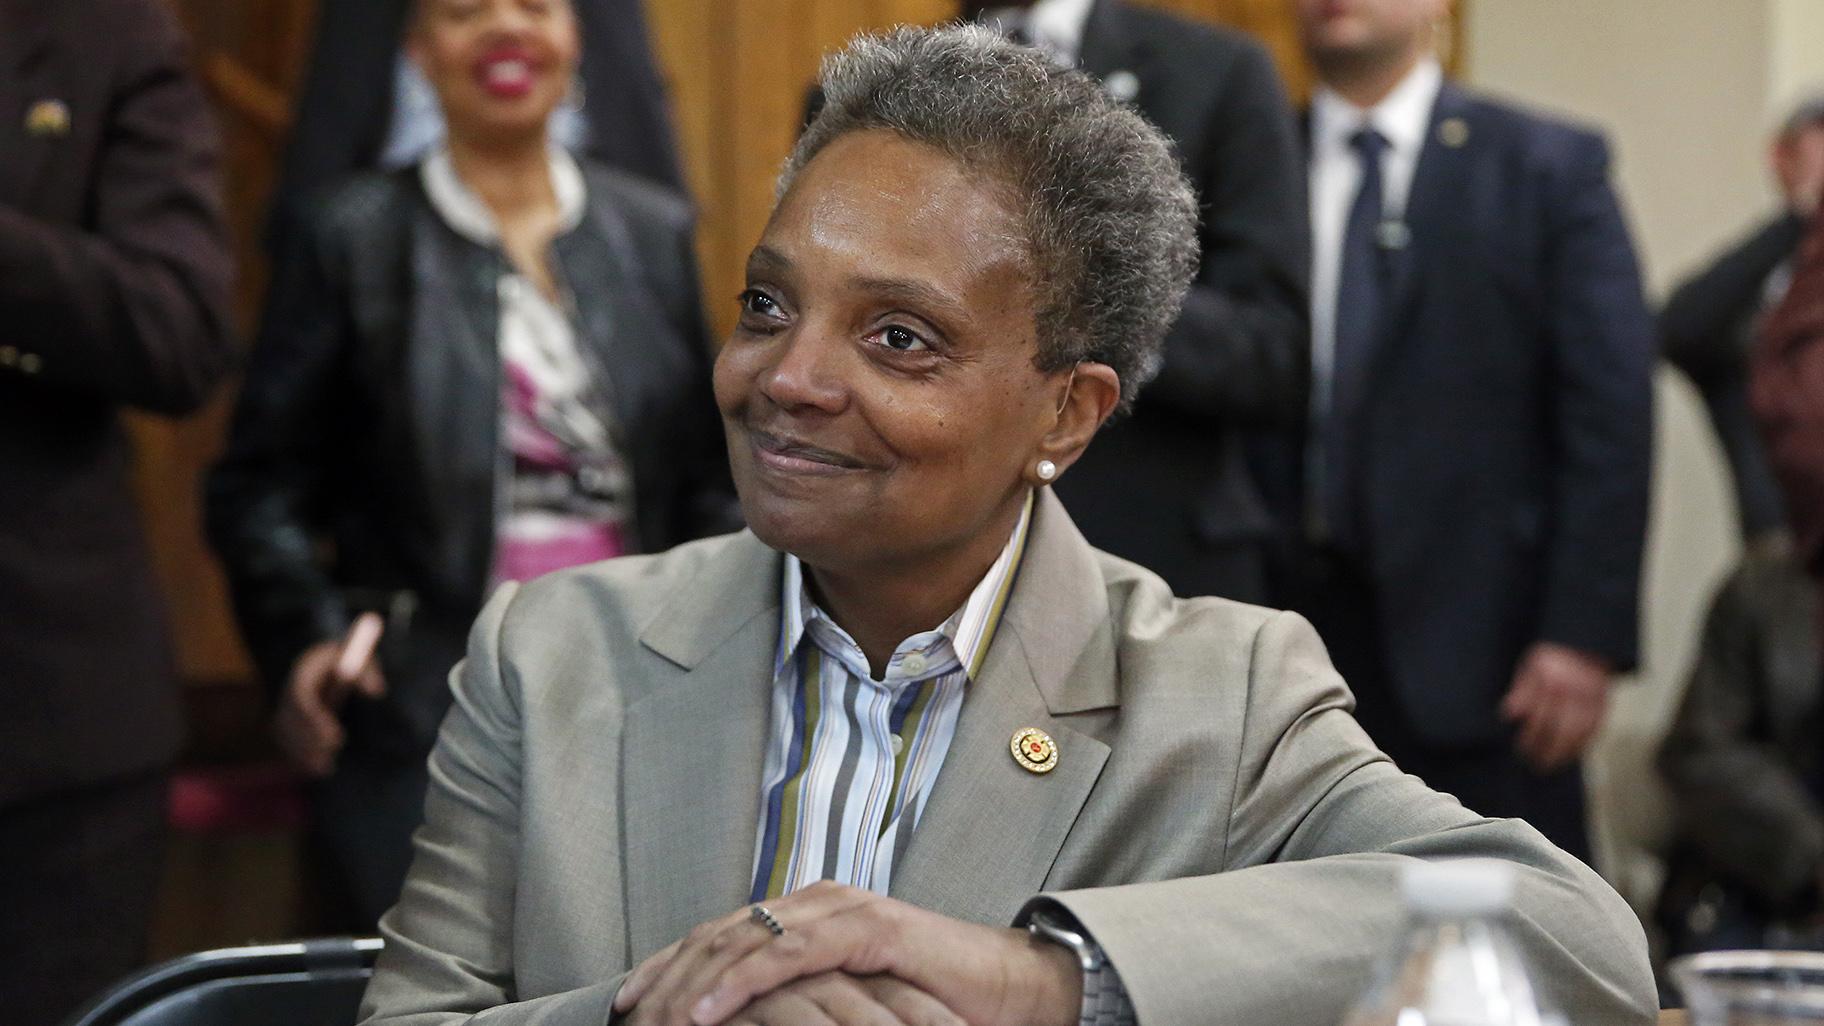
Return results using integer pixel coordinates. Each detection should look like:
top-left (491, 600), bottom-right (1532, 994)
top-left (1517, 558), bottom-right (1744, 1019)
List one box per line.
top-left (1135, 41), bottom-right (1309, 428)
top-left (0, 0), bottom-right (235, 414)
top-left (1657, 561), bottom-right (1824, 909)
top-left (1535, 133), bottom-right (1655, 670)
top-left (205, 201), bottom-right (351, 692)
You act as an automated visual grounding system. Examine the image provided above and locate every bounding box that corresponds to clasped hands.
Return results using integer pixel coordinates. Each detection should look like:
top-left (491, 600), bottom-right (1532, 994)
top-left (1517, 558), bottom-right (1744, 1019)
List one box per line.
top-left (612, 881), bottom-right (1082, 1026)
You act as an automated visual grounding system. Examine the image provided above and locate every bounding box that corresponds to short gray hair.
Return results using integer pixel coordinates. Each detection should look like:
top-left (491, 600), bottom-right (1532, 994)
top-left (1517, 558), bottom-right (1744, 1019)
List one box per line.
top-left (782, 25), bottom-right (1200, 410)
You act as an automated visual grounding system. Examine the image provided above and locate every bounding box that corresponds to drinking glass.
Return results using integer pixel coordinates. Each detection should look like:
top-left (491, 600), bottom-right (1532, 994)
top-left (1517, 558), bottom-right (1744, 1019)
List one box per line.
top-left (1672, 951), bottom-right (1824, 1025)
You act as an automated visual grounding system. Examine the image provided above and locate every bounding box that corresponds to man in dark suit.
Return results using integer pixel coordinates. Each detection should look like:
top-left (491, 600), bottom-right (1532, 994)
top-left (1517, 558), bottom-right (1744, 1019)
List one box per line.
top-left (962, 0), bottom-right (1309, 604)
top-left (1291, 0), bottom-right (1654, 861)
top-left (0, 0), bottom-right (234, 1019)
top-left (270, 0), bottom-right (681, 254)
top-left (1662, 95), bottom-right (1824, 545)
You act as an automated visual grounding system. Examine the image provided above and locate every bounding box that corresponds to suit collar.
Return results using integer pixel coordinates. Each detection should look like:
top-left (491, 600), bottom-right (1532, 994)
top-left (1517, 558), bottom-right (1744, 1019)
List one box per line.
top-left (1309, 57), bottom-right (1442, 173)
top-left (1359, 80), bottom-right (1475, 381)
top-left (639, 530), bottom-right (783, 670)
top-left (889, 490), bottom-right (1115, 918)
top-left (621, 551), bottom-right (779, 959)
top-left (997, 488), bottom-right (1120, 714)
top-left (639, 490), bottom-right (1116, 714)
top-left (1399, 80), bottom-right (1475, 253)
top-left (0, 0), bottom-right (63, 207)
top-left (1078, 0), bottom-right (1149, 84)
top-left (625, 492), bottom-right (1119, 933)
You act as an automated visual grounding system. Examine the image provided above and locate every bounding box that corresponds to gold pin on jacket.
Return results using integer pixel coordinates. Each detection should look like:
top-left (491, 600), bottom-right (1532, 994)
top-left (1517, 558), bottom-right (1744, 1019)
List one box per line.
top-left (1011, 727), bottom-right (1058, 774)
top-left (26, 98), bottom-right (71, 137)
top-left (1439, 117), bottom-right (1470, 148)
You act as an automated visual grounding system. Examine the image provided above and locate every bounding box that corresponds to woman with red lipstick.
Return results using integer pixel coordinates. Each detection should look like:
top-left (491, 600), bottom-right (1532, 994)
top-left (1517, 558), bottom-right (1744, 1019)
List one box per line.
top-left (358, 26), bottom-right (1655, 1026)
top-left (206, 0), bottom-right (734, 928)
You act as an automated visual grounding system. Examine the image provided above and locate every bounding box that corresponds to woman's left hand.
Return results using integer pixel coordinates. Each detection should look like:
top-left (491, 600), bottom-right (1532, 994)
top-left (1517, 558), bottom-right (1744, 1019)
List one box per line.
top-left (612, 881), bottom-right (1081, 1026)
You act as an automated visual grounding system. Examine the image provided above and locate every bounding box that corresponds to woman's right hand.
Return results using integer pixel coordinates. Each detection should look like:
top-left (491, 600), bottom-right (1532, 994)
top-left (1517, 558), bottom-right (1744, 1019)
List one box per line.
top-left (275, 635), bottom-right (387, 778)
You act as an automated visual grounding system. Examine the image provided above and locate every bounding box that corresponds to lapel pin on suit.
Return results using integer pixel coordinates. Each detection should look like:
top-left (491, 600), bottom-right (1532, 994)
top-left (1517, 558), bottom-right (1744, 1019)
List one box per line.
top-left (25, 98), bottom-right (71, 137)
top-left (1011, 727), bottom-right (1059, 774)
top-left (1103, 70), bottom-right (1140, 105)
top-left (1439, 117), bottom-right (1470, 148)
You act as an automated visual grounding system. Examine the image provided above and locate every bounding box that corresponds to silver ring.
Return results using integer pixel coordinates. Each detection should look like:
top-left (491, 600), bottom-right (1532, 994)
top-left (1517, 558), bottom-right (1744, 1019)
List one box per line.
top-left (749, 904), bottom-right (785, 937)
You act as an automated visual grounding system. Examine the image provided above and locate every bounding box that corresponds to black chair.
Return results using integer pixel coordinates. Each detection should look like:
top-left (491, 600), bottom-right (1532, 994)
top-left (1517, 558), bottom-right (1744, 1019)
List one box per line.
top-left (60, 937), bottom-right (382, 1026)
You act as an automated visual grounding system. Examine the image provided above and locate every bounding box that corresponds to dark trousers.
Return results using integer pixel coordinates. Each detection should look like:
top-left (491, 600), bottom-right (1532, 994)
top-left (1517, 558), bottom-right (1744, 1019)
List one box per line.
top-left (306, 751), bottom-right (429, 930)
top-left (0, 772), bottom-right (167, 1026)
top-left (1299, 551), bottom-right (1593, 863)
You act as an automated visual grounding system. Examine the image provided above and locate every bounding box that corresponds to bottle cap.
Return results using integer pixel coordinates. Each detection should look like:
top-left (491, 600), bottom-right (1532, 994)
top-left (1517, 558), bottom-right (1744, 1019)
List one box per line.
top-left (1402, 859), bottom-right (1517, 918)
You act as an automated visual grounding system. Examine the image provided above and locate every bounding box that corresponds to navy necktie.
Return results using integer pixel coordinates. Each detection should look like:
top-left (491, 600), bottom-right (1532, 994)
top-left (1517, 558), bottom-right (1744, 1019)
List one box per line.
top-left (1322, 125), bottom-right (1391, 550)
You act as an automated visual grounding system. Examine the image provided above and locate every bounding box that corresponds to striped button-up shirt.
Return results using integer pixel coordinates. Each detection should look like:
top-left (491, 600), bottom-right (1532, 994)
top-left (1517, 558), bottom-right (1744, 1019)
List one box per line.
top-left (749, 495), bottom-right (1034, 901)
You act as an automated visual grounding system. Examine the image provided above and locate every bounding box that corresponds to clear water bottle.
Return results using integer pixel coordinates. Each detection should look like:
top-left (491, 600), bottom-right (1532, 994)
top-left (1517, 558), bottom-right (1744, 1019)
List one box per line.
top-left (1340, 859), bottom-right (1549, 1026)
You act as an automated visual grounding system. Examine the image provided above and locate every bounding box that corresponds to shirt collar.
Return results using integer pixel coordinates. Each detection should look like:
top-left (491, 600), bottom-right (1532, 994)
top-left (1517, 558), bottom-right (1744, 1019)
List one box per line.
top-left (778, 491), bottom-right (1036, 685)
top-left (1312, 57), bottom-right (1443, 159)
top-left (977, 0), bottom-right (1096, 65)
top-left (419, 143), bottom-right (588, 247)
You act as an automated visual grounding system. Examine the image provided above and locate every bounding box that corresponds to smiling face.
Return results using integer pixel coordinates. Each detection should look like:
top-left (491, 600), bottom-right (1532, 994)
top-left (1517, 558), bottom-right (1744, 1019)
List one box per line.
top-left (714, 130), bottom-right (1092, 576)
top-left (407, 0), bottom-right (579, 147)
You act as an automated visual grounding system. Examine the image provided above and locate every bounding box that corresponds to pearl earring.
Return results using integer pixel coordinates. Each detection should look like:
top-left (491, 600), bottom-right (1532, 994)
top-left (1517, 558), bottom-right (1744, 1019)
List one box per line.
top-left (1036, 459), bottom-right (1058, 482)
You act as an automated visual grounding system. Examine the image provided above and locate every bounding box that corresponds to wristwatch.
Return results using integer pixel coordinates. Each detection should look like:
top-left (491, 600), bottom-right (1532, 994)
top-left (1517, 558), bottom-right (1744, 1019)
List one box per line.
top-left (1027, 909), bottom-right (1136, 1026)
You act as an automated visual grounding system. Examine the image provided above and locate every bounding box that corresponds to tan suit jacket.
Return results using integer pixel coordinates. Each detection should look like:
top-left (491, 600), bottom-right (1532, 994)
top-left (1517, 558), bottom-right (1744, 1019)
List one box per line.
top-left (361, 491), bottom-right (1656, 1025)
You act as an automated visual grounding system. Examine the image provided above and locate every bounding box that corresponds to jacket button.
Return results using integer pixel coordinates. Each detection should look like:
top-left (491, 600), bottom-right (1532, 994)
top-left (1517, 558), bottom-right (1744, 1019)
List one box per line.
top-left (19, 353), bottom-right (42, 375)
top-left (0, 345), bottom-right (16, 367)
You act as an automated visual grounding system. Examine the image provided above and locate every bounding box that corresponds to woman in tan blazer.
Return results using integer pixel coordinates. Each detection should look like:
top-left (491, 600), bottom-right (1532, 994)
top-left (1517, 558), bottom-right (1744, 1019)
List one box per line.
top-left (361, 25), bottom-right (1658, 1026)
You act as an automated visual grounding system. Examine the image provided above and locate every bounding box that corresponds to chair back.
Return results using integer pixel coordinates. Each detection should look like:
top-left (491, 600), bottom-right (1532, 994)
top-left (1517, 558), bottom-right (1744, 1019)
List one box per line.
top-left (61, 937), bottom-right (382, 1026)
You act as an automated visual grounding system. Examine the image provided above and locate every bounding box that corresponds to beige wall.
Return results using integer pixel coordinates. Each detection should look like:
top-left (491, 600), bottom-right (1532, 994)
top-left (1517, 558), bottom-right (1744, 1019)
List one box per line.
top-left (1771, 0), bottom-right (1824, 124)
top-left (1465, 0), bottom-right (1781, 296)
top-left (1463, 1), bottom-right (1824, 907)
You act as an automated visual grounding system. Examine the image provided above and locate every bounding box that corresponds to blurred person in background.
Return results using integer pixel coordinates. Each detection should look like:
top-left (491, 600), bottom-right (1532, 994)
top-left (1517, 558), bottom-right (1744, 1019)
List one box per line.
top-left (268, 0), bottom-right (681, 262)
top-left (961, 0), bottom-right (1311, 604)
top-left (1289, 0), bottom-right (1655, 862)
top-left (1661, 94), bottom-right (1824, 548)
top-left (206, 0), bottom-right (733, 929)
top-left (1657, 200), bottom-right (1824, 957)
top-left (0, 0), bottom-right (235, 1019)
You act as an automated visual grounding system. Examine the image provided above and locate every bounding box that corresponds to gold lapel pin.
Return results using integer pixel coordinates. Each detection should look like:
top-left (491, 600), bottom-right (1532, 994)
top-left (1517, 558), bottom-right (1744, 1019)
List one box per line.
top-left (26, 98), bottom-right (70, 138)
top-left (1439, 117), bottom-right (1470, 148)
top-left (1011, 727), bottom-right (1059, 774)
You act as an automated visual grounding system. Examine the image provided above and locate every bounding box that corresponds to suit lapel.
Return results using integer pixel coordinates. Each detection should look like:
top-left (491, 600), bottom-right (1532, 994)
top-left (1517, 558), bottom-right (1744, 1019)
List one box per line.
top-left (1077, 1), bottom-right (1154, 105)
top-left (890, 492), bottom-right (1116, 924)
top-left (1371, 83), bottom-right (1476, 380)
top-left (622, 533), bottom-right (784, 960)
top-left (0, 0), bottom-right (61, 208)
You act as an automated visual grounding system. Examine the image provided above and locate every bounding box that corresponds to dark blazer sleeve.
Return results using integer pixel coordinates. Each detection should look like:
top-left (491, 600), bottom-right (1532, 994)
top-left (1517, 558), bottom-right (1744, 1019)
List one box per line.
top-left (600, 171), bottom-right (740, 542)
top-left (1535, 131), bottom-right (1654, 668)
top-left (1137, 40), bottom-right (1309, 428)
top-left (205, 195), bottom-right (356, 690)
top-left (664, 222), bottom-right (742, 539)
top-left (1657, 559), bottom-right (1824, 908)
top-left (1661, 213), bottom-right (1806, 384)
top-left (263, 0), bottom-right (406, 256)
top-left (0, 0), bottom-right (234, 414)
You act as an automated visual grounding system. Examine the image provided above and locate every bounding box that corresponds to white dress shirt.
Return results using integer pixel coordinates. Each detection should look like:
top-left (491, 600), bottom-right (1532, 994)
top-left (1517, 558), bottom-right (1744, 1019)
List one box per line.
top-left (977, 0), bottom-right (1096, 65)
top-left (1307, 58), bottom-right (1443, 417)
top-left (748, 495), bottom-right (1034, 900)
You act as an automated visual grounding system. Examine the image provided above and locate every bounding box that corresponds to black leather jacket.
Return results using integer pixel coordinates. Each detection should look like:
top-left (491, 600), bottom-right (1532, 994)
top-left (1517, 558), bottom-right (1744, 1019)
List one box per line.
top-left (1657, 543), bottom-right (1824, 941)
top-left (206, 161), bottom-right (735, 757)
